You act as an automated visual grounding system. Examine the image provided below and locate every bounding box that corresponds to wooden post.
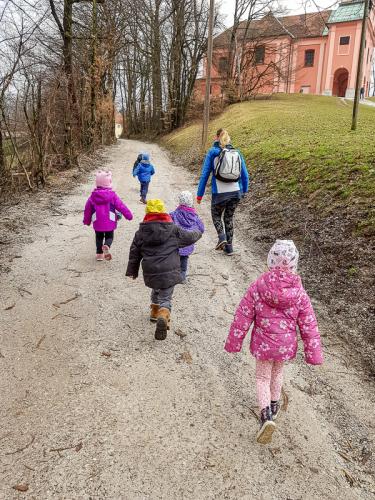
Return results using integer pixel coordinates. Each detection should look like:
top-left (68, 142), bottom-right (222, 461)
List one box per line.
top-left (351, 0), bottom-right (370, 130)
top-left (201, 0), bottom-right (215, 152)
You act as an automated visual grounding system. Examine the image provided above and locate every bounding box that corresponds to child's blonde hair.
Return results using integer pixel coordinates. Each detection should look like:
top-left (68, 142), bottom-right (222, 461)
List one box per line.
top-left (219, 129), bottom-right (231, 148)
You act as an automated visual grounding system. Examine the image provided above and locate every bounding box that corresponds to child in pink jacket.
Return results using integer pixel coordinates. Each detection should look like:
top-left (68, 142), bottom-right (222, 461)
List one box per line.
top-left (225, 240), bottom-right (323, 444)
top-left (83, 171), bottom-right (133, 261)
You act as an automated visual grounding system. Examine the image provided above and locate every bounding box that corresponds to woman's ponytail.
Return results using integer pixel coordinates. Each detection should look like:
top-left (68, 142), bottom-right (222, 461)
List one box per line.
top-left (219, 129), bottom-right (231, 148)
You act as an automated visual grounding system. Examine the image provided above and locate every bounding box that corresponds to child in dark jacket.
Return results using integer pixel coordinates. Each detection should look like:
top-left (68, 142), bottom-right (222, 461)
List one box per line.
top-left (83, 171), bottom-right (133, 261)
top-left (132, 153), bottom-right (142, 175)
top-left (126, 199), bottom-right (202, 340)
top-left (170, 191), bottom-right (205, 283)
top-left (133, 152), bottom-right (155, 204)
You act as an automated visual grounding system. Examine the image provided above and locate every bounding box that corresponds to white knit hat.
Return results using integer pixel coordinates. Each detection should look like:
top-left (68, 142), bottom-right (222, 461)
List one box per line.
top-left (267, 240), bottom-right (299, 272)
top-left (178, 191), bottom-right (194, 208)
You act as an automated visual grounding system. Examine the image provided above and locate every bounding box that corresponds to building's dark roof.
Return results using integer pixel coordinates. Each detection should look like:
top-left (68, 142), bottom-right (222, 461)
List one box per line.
top-left (213, 11), bottom-right (332, 47)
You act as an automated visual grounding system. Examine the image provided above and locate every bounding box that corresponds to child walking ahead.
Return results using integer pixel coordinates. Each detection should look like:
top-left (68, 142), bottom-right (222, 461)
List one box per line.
top-left (83, 171), bottom-right (133, 261)
top-left (170, 191), bottom-right (205, 283)
top-left (224, 240), bottom-right (323, 444)
top-left (126, 199), bottom-right (202, 340)
top-left (132, 153), bottom-right (142, 176)
top-left (133, 152), bottom-right (155, 204)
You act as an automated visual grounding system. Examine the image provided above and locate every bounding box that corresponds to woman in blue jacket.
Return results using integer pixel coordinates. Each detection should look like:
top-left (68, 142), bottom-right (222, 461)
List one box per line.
top-left (196, 129), bottom-right (249, 255)
top-left (133, 152), bottom-right (155, 204)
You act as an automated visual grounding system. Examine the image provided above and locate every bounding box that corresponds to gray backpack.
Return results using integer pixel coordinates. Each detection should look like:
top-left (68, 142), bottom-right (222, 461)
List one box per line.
top-left (214, 148), bottom-right (242, 183)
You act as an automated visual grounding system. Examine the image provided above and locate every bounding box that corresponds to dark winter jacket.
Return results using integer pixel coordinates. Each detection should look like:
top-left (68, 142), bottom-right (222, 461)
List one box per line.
top-left (126, 213), bottom-right (202, 289)
top-left (132, 154), bottom-right (142, 175)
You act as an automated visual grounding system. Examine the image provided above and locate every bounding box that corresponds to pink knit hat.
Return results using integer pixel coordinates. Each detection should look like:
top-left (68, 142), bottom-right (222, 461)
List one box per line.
top-left (95, 170), bottom-right (112, 188)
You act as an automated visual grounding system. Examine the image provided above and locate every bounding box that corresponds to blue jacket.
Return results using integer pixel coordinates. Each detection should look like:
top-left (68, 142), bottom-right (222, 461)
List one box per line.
top-left (197, 143), bottom-right (249, 200)
top-left (133, 160), bottom-right (155, 183)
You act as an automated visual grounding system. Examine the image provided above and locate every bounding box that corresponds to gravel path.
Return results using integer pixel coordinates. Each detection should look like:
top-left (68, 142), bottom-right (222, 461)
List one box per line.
top-left (1, 139), bottom-right (374, 499)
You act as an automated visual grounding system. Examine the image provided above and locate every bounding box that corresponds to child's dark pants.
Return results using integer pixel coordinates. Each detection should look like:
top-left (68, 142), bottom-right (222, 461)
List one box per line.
top-left (180, 255), bottom-right (189, 279)
top-left (140, 182), bottom-right (149, 200)
top-left (95, 231), bottom-right (114, 254)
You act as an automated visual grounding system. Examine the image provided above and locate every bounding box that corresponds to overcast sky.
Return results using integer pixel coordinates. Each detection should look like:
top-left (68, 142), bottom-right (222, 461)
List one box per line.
top-left (219, 0), bottom-right (337, 25)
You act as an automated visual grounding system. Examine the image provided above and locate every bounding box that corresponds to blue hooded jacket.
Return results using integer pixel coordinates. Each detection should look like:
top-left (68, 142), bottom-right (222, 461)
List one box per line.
top-left (197, 143), bottom-right (249, 204)
top-left (133, 153), bottom-right (155, 183)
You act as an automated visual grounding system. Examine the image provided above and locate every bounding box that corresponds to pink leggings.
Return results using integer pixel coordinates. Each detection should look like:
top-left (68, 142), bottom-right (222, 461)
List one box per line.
top-left (255, 360), bottom-right (284, 410)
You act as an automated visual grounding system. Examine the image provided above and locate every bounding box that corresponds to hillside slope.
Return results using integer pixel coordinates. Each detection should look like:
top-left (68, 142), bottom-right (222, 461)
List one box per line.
top-left (162, 95), bottom-right (375, 371)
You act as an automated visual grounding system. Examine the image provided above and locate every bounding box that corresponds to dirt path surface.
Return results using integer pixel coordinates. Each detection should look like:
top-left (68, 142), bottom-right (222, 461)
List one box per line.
top-left (1, 139), bottom-right (374, 499)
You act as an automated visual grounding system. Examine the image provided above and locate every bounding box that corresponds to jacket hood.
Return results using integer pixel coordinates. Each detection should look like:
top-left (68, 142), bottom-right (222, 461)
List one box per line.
top-left (257, 269), bottom-right (302, 310)
top-left (90, 188), bottom-right (114, 204)
top-left (139, 221), bottom-right (175, 246)
top-left (171, 207), bottom-right (198, 229)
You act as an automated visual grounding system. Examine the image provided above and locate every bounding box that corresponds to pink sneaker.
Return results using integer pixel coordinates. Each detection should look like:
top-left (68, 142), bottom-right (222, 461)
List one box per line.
top-left (96, 253), bottom-right (104, 261)
top-left (102, 245), bottom-right (112, 261)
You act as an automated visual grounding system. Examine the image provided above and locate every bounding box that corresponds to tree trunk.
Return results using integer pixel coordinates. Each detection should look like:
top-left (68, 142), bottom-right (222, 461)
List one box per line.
top-left (0, 96), bottom-right (4, 175)
top-left (62, 0), bottom-right (80, 167)
top-left (151, 1), bottom-right (162, 133)
top-left (89, 0), bottom-right (98, 147)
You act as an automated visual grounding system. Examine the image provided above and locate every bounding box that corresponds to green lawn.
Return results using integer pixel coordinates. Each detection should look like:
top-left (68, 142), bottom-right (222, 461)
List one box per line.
top-left (162, 94), bottom-right (375, 234)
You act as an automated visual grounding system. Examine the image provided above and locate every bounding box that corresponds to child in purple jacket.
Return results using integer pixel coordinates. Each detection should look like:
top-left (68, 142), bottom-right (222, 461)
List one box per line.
top-left (170, 191), bottom-right (205, 283)
top-left (83, 171), bottom-right (133, 261)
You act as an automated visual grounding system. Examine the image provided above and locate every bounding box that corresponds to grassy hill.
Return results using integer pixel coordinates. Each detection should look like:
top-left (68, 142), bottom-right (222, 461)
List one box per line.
top-left (162, 95), bottom-right (375, 363)
top-left (162, 94), bottom-right (375, 235)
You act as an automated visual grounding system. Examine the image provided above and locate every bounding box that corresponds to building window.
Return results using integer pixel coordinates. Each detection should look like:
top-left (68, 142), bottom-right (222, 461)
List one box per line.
top-left (304, 49), bottom-right (315, 67)
top-left (300, 86), bottom-right (311, 94)
top-left (255, 45), bottom-right (265, 64)
top-left (340, 36), bottom-right (350, 45)
top-left (218, 57), bottom-right (228, 75)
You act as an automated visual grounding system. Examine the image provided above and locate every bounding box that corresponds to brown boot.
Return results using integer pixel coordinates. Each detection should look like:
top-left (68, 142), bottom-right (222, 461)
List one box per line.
top-left (150, 304), bottom-right (159, 323)
top-left (155, 307), bottom-right (170, 340)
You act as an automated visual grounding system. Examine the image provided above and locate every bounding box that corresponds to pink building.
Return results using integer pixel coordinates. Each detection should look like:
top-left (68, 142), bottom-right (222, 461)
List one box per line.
top-left (197, 1), bottom-right (375, 99)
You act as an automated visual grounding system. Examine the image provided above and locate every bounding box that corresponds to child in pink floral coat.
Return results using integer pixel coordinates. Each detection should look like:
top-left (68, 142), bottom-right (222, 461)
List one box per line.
top-left (225, 240), bottom-right (323, 444)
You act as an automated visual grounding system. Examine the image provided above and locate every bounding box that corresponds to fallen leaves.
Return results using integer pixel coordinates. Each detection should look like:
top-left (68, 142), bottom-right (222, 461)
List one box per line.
top-left (174, 329), bottom-right (187, 339)
top-left (12, 484), bottom-right (29, 492)
top-left (177, 351), bottom-right (192, 364)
